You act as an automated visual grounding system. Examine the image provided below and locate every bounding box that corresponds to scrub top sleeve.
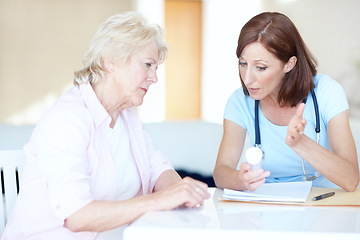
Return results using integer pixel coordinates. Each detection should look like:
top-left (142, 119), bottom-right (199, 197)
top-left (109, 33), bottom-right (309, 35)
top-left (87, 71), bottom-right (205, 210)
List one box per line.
top-left (224, 88), bottom-right (247, 129)
top-left (317, 75), bottom-right (349, 123)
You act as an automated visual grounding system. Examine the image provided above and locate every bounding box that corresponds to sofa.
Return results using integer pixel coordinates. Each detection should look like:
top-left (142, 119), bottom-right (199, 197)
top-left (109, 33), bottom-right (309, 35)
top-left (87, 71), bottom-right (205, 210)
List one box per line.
top-left (1, 118), bottom-right (360, 187)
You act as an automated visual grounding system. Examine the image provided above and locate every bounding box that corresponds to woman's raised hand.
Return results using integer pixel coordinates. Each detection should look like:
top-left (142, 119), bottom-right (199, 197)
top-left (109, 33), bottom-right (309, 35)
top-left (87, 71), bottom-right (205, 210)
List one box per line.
top-left (286, 103), bottom-right (307, 147)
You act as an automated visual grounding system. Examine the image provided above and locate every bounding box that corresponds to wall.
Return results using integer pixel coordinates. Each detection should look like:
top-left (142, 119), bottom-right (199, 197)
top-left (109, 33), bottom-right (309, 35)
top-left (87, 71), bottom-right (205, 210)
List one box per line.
top-left (263, 0), bottom-right (360, 116)
top-left (133, 0), bottom-right (166, 122)
top-left (201, 0), bottom-right (360, 124)
top-left (1, 0), bottom-right (359, 125)
top-left (201, 0), bottom-right (262, 123)
top-left (0, 0), bottom-right (134, 124)
top-left (164, 0), bottom-right (202, 120)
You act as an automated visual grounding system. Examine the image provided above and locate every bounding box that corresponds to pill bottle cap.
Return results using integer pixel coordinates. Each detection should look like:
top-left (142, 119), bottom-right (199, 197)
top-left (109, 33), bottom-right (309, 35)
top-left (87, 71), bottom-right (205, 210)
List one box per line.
top-left (245, 147), bottom-right (263, 164)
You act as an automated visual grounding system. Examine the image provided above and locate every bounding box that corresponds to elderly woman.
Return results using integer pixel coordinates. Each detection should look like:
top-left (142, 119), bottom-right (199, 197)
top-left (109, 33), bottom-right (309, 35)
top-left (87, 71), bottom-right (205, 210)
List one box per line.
top-left (2, 12), bottom-right (210, 240)
top-left (213, 12), bottom-right (359, 192)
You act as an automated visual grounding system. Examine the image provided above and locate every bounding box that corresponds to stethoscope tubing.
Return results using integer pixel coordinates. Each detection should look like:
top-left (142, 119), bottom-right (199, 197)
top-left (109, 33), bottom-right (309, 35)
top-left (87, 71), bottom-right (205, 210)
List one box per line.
top-left (254, 89), bottom-right (320, 181)
top-left (254, 89), bottom-right (319, 146)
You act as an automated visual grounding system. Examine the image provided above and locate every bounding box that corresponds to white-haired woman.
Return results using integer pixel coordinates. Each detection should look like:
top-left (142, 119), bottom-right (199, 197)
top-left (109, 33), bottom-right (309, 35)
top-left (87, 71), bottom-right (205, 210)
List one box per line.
top-left (2, 12), bottom-right (210, 240)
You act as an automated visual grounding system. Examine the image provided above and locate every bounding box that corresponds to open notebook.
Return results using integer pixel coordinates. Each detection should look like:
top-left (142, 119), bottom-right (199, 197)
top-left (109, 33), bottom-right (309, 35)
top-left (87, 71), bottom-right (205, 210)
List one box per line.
top-left (223, 181), bottom-right (312, 203)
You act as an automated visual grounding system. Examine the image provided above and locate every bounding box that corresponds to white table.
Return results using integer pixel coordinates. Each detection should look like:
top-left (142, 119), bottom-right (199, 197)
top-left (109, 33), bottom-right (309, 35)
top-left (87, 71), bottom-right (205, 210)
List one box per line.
top-left (123, 187), bottom-right (360, 240)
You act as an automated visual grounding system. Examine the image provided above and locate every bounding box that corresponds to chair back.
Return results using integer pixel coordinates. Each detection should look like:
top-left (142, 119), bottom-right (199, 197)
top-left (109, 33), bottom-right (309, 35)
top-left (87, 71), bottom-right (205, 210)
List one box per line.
top-left (0, 124), bottom-right (34, 150)
top-left (0, 150), bottom-right (26, 234)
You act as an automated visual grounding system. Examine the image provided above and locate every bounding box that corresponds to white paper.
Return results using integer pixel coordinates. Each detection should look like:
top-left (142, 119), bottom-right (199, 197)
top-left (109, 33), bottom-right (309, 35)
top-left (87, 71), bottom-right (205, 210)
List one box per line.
top-left (223, 181), bottom-right (312, 203)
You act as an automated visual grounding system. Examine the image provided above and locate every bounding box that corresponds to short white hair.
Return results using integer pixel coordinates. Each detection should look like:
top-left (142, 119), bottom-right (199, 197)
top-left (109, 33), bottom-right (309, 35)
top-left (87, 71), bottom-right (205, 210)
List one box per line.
top-left (74, 12), bottom-right (167, 85)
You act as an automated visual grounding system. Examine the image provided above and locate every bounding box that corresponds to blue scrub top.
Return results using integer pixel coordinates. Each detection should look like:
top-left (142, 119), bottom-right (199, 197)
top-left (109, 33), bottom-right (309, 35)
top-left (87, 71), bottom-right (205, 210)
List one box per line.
top-left (224, 74), bottom-right (349, 188)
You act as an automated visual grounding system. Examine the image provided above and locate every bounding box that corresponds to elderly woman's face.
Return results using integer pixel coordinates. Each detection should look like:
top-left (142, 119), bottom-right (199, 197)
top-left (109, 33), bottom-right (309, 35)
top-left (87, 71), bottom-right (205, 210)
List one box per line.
top-left (112, 41), bottom-right (159, 108)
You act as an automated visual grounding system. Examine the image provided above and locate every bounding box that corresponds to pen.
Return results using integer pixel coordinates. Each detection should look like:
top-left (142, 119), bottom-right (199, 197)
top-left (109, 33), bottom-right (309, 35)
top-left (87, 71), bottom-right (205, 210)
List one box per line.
top-left (312, 192), bottom-right (335, 201)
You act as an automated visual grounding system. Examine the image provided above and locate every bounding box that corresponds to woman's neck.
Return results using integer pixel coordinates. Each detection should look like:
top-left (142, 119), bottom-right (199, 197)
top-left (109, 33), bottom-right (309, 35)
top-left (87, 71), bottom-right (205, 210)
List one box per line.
top-left (259, 97), bottom-right (299, 126)
top-left (91, 80), bottom-right (126, 128)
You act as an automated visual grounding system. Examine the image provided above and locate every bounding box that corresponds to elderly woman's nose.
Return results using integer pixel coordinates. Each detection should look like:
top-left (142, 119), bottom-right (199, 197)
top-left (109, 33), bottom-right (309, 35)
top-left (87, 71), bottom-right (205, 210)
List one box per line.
top-left (147, 69), bottom-right (158, 84)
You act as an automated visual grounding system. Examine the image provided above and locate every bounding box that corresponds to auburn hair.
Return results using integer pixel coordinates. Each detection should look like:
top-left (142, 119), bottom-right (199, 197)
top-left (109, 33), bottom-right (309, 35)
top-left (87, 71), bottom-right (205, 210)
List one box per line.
top-left (236, 12), bottom-right (317, 107)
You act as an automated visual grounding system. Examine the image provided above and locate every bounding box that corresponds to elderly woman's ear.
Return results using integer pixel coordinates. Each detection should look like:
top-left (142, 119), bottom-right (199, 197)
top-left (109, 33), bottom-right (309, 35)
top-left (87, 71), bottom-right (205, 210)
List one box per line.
top-left (103, 57), bottom-right (116, 73)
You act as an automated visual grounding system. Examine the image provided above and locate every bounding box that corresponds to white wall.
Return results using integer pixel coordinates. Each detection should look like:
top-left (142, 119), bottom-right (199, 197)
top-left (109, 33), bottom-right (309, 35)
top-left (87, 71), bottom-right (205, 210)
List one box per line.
top-left (0, 0), bottom-right (134, 125)
top-left (263, 0), bottom-right (360, 116)
top-left (201, 0), bottom-right (263, 124)
top-left (134, 0), bottom-right (167, 122)
top-left (138, 0), bottom-right (360, 124)
top-left (201, 0), bottom-right (360, 124)
top-left (135, 0), bottom-right (264, 124)
top-left (1, 0), bottom-right (359, 125)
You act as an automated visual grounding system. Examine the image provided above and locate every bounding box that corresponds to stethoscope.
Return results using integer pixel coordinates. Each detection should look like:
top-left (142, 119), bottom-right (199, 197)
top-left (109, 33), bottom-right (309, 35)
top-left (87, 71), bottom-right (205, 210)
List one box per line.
top-left (254, 90), bottom-right (320, 181)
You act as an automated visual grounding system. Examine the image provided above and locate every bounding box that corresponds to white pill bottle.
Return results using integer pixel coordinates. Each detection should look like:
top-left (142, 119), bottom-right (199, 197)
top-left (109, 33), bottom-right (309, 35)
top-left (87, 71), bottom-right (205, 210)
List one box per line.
top-left (245, 147), bottom-right (263, 171)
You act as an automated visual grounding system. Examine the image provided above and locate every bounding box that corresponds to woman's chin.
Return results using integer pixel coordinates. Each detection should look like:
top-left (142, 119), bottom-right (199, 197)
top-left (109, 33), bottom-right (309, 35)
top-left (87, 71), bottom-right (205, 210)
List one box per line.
top-left (133, 99), bottom-right (144, 107)
top-left (249, 94), bottom-right (261, 101)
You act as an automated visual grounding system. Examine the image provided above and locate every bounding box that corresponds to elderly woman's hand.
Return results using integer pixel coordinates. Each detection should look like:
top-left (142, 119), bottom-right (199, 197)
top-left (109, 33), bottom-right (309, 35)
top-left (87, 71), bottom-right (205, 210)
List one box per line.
top-left (149, 177), bottom-right (210, 210)
top-left (286, 103), bottom-right (307, 147)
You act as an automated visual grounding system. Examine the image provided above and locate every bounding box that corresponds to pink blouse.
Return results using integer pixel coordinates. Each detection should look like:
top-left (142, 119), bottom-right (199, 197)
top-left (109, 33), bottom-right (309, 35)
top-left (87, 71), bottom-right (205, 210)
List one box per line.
top-left (1, 83), bottom-right (173, 240)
